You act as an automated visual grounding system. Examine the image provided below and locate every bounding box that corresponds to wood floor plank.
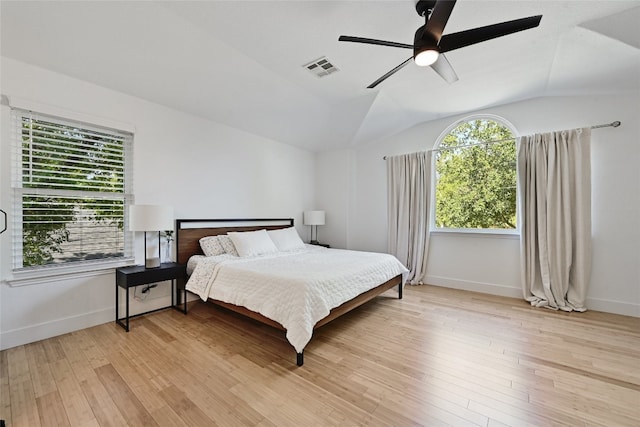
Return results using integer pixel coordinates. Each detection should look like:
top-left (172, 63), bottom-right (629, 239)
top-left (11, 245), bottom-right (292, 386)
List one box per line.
top-left (94, 364), bottom-right (158, 427)
top-left (57, 333), bottom-right (98, 385)
top-left (467, 399), bottom-right (549, 427)
top-left (136, 317), bottom-right (176, 344)
top-left (515, 352), bottom-right (640, 391)
top-left (528, 387), bottom-right (638, 426)
top-left (351, 369), bottom-right (488, 426)
top-left (41, 338), bottom-right (66, 364)
top-left (156, 353), bottom-right (267, 426)
top-left (6, 347), bottom-right (30, 385)
top-left (78, 376), bottom-right (129, 427)
top-left (106, 351), bottom-right (166, 413)
top-left (229, 377), bottom-right (325, 426)
top-left (0, 348), bottom-right (13, 425)
top-left (35, 390), bottom-right (71, 427)
top-left (549, 371), bottom-right (640, 409)
top-left (231, 354), bottom-right (357, 425)
top-left (54, 331), bottom-right (129, 427)
top-left (74, 330), bottom-right (110, 370)
top-left (48, 358), bottom-right (98, 426)
top-left (24, 342), bottom-right (57, 399)
top-left (149, 405), bottom-right (191, 427)
top-left (157, 385), bottom-right (216, 426)
top-left (1, 285), bottom-right (638, 426)
top-left (7, 380), bottom-right (41, 427)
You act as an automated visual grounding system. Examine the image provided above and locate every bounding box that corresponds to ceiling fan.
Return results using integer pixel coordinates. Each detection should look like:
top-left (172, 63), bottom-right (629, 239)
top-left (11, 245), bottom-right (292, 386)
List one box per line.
top-left (339, 0), bottom-right (542, 88)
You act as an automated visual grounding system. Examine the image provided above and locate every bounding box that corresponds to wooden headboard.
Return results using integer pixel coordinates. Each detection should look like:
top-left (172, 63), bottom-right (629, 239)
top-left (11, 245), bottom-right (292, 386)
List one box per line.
top-left (175, 218), bottom-right (294, 264)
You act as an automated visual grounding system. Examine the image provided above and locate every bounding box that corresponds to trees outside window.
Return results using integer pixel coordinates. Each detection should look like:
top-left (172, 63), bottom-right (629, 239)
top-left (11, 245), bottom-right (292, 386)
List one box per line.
top-left (13, 111), bottom-right (133, 270)
top-left (434, 116), bottom-right (517, 231)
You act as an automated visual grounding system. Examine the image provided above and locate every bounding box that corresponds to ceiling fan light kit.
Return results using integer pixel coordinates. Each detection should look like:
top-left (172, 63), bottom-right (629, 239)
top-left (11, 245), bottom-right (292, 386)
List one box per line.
top-left (414, 28), bottom-right (439, 66)
top-left (414, 48), bottom-right (439, 67)
top-left (339, 0), bottom-right (542, 88)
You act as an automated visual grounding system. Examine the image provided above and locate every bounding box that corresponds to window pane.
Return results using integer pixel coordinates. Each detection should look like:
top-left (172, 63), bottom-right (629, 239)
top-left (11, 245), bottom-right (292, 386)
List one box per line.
top-left (21, 194), bottom-right (125, 267)
top-left (21, 117), bottom-right (125, 193)
top-left (434, 118), bottom-right (516, 230)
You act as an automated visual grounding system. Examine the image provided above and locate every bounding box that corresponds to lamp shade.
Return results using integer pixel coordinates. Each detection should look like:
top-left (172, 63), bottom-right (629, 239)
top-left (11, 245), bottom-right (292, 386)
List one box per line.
top-left (129, 205), bottom-right (173, 231)
top-left (303, 210), bottom-right (325, 226)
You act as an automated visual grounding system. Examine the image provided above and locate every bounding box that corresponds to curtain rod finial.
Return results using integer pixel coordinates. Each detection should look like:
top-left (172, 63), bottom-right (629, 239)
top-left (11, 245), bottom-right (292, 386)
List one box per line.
top-left (612, 121), bottom-right (621, 127)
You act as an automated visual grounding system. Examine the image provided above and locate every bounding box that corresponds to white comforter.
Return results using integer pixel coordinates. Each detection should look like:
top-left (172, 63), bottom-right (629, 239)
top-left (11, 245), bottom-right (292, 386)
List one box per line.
top-left (185, 246), bottom-right (408, 353)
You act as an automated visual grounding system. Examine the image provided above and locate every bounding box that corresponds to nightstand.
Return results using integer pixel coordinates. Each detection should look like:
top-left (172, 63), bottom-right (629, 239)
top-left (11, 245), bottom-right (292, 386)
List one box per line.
top-left (310, 242), bottom-right (330, 248)
top-left (115, 262), bottom-right (187, 332)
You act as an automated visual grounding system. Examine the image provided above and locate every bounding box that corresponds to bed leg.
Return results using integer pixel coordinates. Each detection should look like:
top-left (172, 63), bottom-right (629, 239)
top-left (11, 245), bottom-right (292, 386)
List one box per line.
top-left (296, 351), bottom-right (304, 366)
top-left (398, 283), bottom-right (403, 299)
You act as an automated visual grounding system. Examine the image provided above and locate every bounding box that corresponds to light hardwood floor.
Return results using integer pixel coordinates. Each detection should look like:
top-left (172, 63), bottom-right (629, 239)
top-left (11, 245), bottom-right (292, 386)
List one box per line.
top-left (1, 285), bottom-right (639, 426)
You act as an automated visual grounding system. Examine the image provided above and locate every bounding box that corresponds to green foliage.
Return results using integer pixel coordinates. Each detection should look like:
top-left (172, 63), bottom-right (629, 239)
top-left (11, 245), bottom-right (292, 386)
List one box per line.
top-left (22, 196), bottom-right (72, 266)
top-left (20, 117), bottom-right (126, 267)
top-left (435, 119), bottom-right (516, 229)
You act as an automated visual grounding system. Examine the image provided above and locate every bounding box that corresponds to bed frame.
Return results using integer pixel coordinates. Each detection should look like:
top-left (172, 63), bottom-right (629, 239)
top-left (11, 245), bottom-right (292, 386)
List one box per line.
top-left (176, 218), bottom-right (403, 366)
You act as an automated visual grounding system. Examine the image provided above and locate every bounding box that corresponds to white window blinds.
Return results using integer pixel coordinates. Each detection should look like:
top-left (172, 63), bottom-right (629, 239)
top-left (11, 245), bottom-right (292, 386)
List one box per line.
top-left (11, 109), bottom-right (134, 271)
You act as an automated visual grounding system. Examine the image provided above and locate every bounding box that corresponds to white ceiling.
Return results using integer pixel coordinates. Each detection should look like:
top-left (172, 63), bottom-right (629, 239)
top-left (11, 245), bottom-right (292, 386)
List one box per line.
top-left (2, 1), bottom-right (639, 152)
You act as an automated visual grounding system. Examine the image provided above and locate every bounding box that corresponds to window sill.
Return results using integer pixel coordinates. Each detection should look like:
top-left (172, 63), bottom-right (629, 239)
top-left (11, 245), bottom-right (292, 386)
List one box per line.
top-left (7, 258), bottom-right (135, 287)
top-left (430, 229), bottom-right (519, 239)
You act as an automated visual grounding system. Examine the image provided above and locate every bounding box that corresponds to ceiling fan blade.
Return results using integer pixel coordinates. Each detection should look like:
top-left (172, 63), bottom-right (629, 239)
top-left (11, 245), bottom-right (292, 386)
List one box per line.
top-left (438, 15), bottom-right (542, 53)
top-left (339, 35), bottom-right (412, 49)
top-left (424, 0), bottom-right (457, 42)
top-left (430, 53), bottom-right (459, 84)
top-left (367, 57), bottom-right (413, 89)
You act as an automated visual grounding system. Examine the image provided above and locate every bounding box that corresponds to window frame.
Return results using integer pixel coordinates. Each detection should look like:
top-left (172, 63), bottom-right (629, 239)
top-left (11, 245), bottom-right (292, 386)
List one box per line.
top-left (430, 114), bottom-right (520, 236)
top-left (9, 107), bottom-right (135, 285)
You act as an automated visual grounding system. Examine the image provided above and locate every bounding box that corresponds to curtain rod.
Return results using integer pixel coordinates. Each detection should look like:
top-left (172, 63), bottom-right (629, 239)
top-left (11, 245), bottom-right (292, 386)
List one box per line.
top-left (591, 120), bottom-right (621, 129)
top-left (383, 120), bottom-right (621, 159)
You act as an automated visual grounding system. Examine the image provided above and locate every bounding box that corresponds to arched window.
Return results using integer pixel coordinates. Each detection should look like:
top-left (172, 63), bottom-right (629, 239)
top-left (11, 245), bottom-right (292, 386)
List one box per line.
top-left (433, 115), bottom-right (517, 232)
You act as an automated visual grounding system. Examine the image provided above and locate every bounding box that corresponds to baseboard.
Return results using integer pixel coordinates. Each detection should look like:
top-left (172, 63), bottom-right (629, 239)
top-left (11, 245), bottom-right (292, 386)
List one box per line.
top-left (425, 275), bottom-right (522, 299)
top-left (586, 297), bottom-right (640, 317)
top-left (1, 287), bottom-right (203, 351)
top-left (0, 307), bottom-right (113, 351)
top-left (425, 275), bottom-right (640, 318)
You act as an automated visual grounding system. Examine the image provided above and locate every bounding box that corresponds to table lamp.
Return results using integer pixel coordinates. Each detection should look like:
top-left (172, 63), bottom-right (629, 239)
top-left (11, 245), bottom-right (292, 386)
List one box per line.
top-left (303, 210), bottom-right (325, 244)
top-left (129, 205), bottom-right (173, 268)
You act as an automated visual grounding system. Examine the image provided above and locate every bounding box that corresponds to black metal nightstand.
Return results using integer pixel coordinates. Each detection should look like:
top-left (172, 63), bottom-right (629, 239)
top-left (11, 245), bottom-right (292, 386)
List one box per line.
top-left (115, 262), bottom-right (187, 331)
top-left (310, 242), bottom-right (330, 248)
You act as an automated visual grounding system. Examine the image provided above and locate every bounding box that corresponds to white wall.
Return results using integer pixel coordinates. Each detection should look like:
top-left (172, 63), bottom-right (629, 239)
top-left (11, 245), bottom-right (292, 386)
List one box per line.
top-left (318, 93), bottom-right (640, 317)
top-left (315, 149), bottom-right (354, 249)
top-left (0, 57), bottom-right (316, 349)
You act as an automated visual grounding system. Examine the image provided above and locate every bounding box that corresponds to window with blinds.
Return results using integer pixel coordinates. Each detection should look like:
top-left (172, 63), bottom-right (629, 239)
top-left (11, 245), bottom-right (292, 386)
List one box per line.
top-left (12, 109), bottom-right (134, 271)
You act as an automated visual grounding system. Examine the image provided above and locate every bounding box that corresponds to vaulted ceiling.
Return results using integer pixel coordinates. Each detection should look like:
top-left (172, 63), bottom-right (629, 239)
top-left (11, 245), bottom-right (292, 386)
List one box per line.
top-left (2, 1), bottom-right (639, 152)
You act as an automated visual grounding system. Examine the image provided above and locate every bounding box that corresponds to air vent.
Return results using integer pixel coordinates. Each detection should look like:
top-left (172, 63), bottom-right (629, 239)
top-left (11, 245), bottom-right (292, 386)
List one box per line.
top-left (303, 57), bottom-right (339, 78)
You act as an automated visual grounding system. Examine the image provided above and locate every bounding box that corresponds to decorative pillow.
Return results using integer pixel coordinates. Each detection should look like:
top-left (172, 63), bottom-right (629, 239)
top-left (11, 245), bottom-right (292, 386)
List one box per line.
top-left (217, 235), bottom-right (239, 257)
top-left (199, 235), bottom-right (225, 257)
top-left (228, 229), bottom-right (279, 257)
top-left (268, 227), bottom-right (305, 252)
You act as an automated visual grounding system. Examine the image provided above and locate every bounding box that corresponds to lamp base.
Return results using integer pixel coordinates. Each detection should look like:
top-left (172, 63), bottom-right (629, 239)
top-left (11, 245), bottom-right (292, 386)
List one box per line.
top-left (145, 257), bottom-right (160, 268)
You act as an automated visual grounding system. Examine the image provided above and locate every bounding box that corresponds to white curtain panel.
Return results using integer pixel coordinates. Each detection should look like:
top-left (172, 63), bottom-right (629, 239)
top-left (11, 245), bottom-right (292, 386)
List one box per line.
top-left (518, 127), bottom-right (592, 311)
top-left (386, 151), bottom-right (431, 284)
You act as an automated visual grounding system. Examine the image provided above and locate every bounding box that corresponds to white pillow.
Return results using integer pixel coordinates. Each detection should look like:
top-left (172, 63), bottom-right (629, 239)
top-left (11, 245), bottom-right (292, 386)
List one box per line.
top-left (268, 227), bottom-right (305, 252)
top-left (199, 235), bottom-right (225, 257)
top-left (228, 229), bottom-right (279, 257)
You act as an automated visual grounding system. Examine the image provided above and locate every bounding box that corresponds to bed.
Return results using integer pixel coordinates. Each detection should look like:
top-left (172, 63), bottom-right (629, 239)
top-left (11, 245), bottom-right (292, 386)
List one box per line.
top-left (176, 218), bottom-right (408, 366)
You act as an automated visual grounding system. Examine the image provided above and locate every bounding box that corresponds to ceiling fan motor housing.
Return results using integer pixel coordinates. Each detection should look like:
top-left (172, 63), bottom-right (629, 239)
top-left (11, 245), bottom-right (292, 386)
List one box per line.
top-left (416, 0), bottom-right (437, 17)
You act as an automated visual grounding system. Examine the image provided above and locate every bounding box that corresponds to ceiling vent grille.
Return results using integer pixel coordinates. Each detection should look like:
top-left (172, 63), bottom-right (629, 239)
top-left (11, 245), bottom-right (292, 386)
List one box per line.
top-left (303, 57), bottom-right (339, 78)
